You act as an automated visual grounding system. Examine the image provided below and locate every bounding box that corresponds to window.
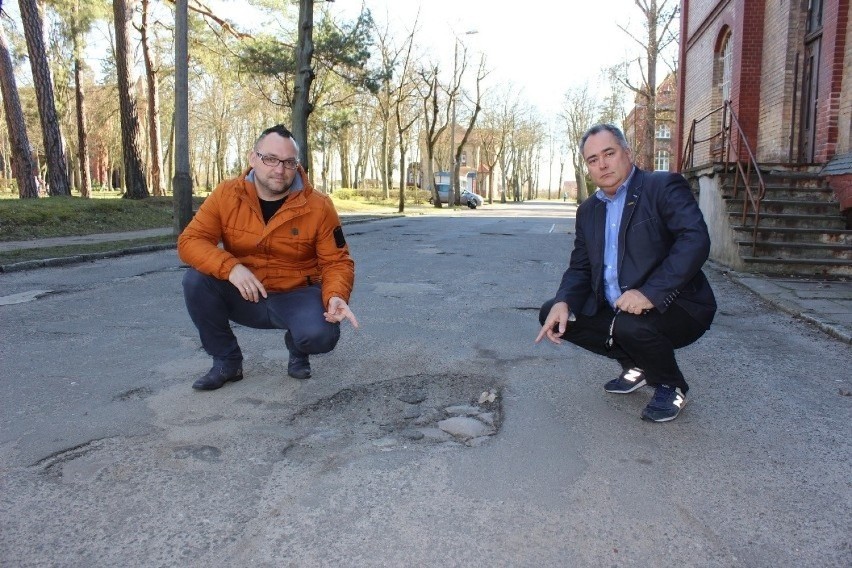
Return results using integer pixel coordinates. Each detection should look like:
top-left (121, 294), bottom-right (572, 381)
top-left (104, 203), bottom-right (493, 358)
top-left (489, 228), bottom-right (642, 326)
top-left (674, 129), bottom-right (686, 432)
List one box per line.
top-left (656, 123), bottom-right (671, 139)
top-left (655, 150), bottom-right (670, 171)
top-left (720, 34), bottom-right (732, 103)
top-left (461, 151), bottom-right (467, 167)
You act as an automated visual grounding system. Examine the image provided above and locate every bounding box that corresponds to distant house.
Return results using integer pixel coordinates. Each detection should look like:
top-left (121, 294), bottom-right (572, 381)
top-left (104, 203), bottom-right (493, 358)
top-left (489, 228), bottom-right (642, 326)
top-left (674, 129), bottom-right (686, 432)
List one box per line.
top-left (676, 0), bottom-right (851, 276)
top-left (624, 73), bottom-right (678, 171)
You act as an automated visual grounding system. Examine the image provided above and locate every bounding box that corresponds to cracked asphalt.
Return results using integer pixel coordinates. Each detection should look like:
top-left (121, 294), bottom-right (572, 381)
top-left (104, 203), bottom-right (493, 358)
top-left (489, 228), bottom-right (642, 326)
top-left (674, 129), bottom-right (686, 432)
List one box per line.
top-left (0, 202), bottom-right (849, 567)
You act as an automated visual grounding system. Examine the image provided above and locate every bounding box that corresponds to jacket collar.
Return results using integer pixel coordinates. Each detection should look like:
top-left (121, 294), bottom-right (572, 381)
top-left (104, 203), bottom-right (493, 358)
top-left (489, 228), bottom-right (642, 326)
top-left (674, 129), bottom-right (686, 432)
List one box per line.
top-left (238, 166), bottom-right (315, 201)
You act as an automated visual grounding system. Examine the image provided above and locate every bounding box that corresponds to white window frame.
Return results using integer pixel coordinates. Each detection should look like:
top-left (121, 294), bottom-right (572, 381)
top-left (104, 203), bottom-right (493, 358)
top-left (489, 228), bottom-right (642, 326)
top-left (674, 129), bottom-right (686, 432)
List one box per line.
top-left (654, 150), bottom-right (670, 171)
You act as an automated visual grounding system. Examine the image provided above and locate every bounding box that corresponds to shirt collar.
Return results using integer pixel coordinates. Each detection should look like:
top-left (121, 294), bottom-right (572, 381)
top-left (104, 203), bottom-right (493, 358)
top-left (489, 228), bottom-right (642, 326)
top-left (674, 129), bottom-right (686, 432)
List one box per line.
top-left (594, 166), bottom-right (636, 203)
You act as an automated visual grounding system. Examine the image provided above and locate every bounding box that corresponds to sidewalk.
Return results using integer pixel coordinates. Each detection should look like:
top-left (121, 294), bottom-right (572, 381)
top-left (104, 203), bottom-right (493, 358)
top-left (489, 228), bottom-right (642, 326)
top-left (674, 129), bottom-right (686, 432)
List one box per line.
top-left (711, 262), bottom-right (852, 344)
top-left (1, 223), bottom-right (849, 344)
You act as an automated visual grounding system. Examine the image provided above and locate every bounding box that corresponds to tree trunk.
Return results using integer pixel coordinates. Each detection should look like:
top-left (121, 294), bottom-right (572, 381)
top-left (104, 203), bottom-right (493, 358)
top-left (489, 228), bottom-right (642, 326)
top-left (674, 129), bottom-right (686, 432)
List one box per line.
top-left (292, 0), bottom-right (315, 169)
top-left (18, 0), bottom-right (71, 196)
top-left (397, 147), bottom-right (406, 213)
top-left (140, 0), bottom-right (164, 196)
top-left (172, 0), bottom-right (193, 232)
top-left (642, 3), bottom-right (659, 171)
top-left (338, 135), bottom-right (350, 188)
top-left (0, 25), bottom-right (39, 198)
top-left (72, 2), bottom-right (91, 199)
top-left (113, 0), bottom-right (149, 199)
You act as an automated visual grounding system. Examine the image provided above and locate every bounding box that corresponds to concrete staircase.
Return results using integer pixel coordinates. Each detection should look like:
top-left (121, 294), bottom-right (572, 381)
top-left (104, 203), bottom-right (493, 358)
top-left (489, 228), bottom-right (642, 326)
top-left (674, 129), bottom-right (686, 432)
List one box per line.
top-left (724, 168), bottom-right (851, 277)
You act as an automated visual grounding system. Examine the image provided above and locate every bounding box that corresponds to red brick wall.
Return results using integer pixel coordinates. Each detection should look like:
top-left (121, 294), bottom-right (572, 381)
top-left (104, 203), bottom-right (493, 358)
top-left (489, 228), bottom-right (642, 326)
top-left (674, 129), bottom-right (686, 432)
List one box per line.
top-left (828, 173), bottom-right (852, 211)
top-left (756, 0), bottom-right (801, 161)
top-left (840, 12), bottom-right (852, 153)
top-left (730, 0), bottom-right (766, 158)
top-left (680, 1), bottom-right (737, 166)
top-left (681, 0), bottom-right (848, 166)
top-left (813, 0), bottom-right (850, 161)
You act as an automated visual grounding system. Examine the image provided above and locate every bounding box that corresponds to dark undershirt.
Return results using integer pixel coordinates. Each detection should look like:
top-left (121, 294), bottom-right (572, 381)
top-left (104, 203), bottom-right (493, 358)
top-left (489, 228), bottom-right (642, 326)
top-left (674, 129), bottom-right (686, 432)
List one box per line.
top-left (259, 195), bottom-right (286, 224)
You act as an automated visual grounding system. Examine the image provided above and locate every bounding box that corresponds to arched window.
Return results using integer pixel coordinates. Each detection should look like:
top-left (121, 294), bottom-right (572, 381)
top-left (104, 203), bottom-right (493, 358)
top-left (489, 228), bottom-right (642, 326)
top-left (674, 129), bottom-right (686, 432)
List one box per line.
top-left (461, 151), bottom-right (467, 166)
top-left (656, 123), bottom-right (671, 139)
top-left (655, 150), bottom-right (670, 171)
top-left (719, 32), bottom-right (733, 103)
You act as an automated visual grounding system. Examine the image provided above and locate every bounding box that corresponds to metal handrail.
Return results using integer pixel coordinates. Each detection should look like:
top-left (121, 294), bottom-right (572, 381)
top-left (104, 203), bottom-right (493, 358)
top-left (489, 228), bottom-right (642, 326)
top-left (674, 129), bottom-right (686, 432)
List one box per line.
top-left (680, 101), bottom-right (767, 255)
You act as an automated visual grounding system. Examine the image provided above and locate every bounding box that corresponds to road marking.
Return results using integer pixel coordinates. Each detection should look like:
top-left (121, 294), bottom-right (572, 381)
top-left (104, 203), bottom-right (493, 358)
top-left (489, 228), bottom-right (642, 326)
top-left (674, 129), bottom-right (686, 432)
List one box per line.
top-left (0, 290), bottom-right (53, 306)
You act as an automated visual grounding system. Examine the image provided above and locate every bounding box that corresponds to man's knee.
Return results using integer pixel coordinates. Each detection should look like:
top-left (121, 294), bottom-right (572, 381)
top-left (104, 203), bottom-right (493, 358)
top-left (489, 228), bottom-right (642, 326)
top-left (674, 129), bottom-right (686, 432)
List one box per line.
top-left (613, 314), bottom-right (660, 345)
top-left (183, 268), bottom-right (218, 295)
top-left (291, 324), bottom-right (341, 354)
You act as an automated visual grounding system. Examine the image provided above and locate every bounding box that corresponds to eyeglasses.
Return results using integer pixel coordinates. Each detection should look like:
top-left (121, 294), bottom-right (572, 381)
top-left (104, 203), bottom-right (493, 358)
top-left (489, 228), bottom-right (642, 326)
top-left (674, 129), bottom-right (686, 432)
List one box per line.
top-left (255, 151), bottom-right (299, 170)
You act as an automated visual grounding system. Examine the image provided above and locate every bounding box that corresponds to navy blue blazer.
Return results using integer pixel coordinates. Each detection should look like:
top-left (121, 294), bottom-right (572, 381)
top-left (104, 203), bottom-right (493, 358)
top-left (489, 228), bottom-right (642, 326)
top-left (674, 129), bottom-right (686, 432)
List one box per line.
top-left (555, 168), bottom-right (717, 329)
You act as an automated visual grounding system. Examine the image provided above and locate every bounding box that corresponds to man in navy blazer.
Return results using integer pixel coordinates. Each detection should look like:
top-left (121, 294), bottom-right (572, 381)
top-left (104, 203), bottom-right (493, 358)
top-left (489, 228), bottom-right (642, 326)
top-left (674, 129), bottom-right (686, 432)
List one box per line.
top-left (536, 124), bottom-right (716, 422)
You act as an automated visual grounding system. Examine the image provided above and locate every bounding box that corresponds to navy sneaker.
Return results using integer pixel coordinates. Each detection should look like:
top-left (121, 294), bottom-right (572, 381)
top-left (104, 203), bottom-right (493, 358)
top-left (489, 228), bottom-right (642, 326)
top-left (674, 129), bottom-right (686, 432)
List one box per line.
top-left (192, 366), bottom-right (243, 390)
top-left (641, 384), bottom-right (687, 422)
top-left (604, 368), bottom-right (647, 394)
top-left (287, 351), bottom-right (311, 380)
top-left (285, 332), bottom-right (311, 380)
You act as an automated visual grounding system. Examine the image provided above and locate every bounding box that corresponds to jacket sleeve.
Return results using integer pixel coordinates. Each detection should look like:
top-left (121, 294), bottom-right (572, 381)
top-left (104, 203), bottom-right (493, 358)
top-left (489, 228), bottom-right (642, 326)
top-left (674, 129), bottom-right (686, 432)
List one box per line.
top-left (636, 173), bottom-right (711, 312)
top-left (554, 201), bottom-right (594, 314)
top-left (177, 184), bottom-right (241, 280)
top-left (315, 199), bottom-right (355, 307)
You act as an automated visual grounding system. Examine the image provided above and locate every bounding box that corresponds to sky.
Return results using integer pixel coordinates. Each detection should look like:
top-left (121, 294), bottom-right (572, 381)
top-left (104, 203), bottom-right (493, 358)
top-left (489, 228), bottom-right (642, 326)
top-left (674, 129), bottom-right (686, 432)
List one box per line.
top-left (325, 0), bottom-right (649, 120)
top-left (203, 0), bottom-right (651, 123)
top-left (4, 0), bottom-right (650, 123)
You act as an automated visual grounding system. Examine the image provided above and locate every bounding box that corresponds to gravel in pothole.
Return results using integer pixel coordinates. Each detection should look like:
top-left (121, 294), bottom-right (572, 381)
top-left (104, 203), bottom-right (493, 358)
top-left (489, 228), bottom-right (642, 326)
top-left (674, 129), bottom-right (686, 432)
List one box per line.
top-left (282, 373), bottom-right (503, 460)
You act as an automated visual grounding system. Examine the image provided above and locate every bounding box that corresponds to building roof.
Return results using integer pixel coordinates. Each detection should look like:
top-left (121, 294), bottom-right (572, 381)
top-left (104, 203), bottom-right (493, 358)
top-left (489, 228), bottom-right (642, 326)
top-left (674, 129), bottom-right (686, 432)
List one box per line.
top-left (821, 153), bottom-right (852, 175)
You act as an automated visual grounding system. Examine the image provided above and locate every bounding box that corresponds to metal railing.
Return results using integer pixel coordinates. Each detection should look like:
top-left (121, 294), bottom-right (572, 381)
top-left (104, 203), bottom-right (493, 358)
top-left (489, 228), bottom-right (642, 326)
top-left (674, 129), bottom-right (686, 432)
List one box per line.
top-left (681, 101), bottom-right (767, 255)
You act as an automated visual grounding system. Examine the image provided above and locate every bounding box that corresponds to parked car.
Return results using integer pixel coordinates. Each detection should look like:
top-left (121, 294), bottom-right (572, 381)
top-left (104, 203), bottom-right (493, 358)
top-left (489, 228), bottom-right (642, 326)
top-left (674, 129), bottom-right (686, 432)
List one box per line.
top-left (427, 187), bottom-right (484, 208)
top-left (461, 189), bottom-right (484, 209)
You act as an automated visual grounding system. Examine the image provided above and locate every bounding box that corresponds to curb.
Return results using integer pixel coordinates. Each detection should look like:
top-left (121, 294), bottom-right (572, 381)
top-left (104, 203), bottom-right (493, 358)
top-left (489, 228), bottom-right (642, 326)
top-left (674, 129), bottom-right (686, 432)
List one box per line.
top-left (0, 215), bottom-right (399, 274)
top-left (709, 262), bottom-right (852, 345)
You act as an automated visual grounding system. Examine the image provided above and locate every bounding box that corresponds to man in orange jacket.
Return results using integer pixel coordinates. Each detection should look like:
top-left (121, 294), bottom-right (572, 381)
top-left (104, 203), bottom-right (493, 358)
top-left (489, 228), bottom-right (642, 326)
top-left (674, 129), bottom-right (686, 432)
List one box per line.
top-left (178, 124), bottom-right (358, 390)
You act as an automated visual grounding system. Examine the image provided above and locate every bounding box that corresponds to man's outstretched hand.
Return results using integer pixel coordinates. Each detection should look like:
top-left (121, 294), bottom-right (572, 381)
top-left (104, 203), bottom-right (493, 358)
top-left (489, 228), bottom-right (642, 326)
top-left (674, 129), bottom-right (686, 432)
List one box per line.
top-left (325, 296), bottom-right (359, 328)
top-left (535, 301), bottom-right (571, 345)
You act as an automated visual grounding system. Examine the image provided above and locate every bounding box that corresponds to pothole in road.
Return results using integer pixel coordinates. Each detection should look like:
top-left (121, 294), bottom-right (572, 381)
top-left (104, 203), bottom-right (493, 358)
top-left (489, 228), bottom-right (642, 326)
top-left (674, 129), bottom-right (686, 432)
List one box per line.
top-left (29, 375), bottom-right (503, 479)
top-left (282, 373), bottom-right (503, 460)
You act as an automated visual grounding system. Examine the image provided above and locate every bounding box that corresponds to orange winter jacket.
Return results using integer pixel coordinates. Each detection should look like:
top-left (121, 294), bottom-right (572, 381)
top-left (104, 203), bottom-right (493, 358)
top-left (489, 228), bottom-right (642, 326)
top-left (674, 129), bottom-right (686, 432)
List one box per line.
top-left (177, 167), bottom-right (354, 306)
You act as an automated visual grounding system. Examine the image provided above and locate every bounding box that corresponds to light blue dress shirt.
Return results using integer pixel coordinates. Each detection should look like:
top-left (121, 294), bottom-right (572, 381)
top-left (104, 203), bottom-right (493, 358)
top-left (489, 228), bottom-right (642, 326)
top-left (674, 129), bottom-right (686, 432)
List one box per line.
top-left (594, 167), bottom-right (636, 307)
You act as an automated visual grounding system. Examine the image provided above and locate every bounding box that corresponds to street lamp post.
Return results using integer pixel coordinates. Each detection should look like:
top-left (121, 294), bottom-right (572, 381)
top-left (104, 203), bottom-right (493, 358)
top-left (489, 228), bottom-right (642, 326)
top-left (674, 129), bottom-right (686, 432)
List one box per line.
top-left (449, 40), bottom-right (458, 208)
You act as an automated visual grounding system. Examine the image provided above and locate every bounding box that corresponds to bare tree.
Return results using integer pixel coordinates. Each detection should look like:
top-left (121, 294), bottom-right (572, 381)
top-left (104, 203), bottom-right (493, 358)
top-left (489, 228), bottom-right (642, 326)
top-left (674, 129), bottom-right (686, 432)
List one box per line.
top-left (477, 95), bottom-right (507, 204)
top-left (138, 0), bottom-right (164, 196)
top-left (451, 53), bottom-right (487, 206)
top-left (69, 1), bottom-right (91, 198)
top-left (417, 63), bottom-right (451, 208)
top-left (391, 28), bottom-right (419, 213)
top-left (0, 20), bottom-right (39, 198)
top-left (560, 84), bottom-right (598, 202)
top-left (292, 0), bottom-right (315, 167)
top-left (370, 20), bottom-right (401, 199)
top-left (18, 0), bottom-right (71, 196)
top-left (617, 0), bottom-right (679, 169)
top-left (112, 0), bottom-right (149, 198)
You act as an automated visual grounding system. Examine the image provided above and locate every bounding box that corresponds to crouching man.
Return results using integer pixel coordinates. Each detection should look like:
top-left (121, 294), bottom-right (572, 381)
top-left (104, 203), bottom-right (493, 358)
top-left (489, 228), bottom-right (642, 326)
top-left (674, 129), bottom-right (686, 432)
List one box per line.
top-left (178, 124), bottom-right (358, 391)
top-left (535, 124), bottom-right (716, 422)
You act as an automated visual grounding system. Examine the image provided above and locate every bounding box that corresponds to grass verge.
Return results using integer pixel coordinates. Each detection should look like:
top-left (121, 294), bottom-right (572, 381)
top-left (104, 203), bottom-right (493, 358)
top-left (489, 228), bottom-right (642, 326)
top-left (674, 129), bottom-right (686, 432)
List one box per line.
top-left (0, 235), bottom-right (177, 267)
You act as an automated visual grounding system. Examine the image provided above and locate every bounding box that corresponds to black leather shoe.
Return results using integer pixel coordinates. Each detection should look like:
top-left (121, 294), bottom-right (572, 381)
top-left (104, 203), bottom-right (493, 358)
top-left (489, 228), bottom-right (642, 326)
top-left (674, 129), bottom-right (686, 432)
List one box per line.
top-left (192, 366), bottom-right (243, 390)
top-left (285, 331), bottom-right (312, 379)
top-left (288, 352), bottom-right (311, 380)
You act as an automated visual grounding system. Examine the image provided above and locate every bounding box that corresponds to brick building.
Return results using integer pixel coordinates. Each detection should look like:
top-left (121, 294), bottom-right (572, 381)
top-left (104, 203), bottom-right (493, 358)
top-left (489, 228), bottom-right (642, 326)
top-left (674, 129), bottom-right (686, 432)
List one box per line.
top-left (677, 0), bottom-right (851, 276)
top-left (624, 73), bottom-right (678, 171)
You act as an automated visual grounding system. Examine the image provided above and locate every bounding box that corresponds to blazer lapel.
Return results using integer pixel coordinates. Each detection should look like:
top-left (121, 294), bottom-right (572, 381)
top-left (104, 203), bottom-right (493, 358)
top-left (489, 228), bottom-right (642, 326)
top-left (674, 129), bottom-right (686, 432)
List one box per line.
top-left (617, 169), bottom-right (644, 272)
